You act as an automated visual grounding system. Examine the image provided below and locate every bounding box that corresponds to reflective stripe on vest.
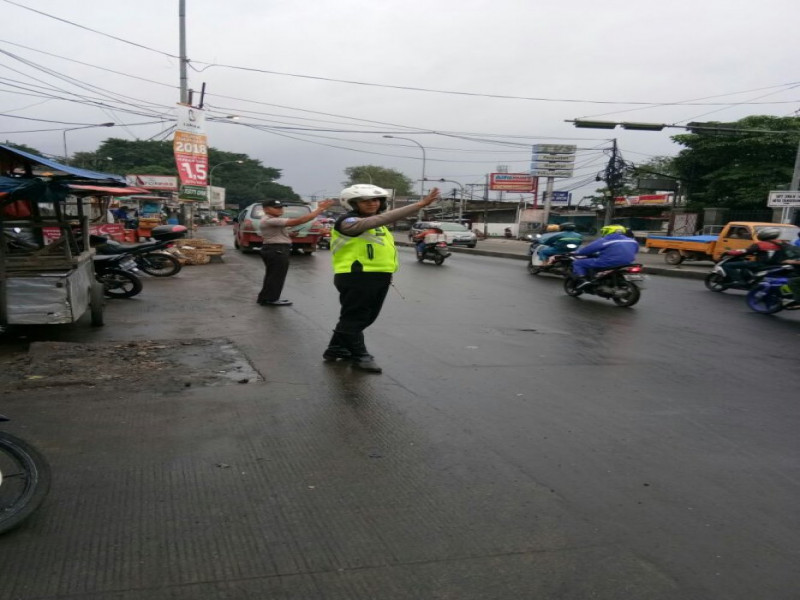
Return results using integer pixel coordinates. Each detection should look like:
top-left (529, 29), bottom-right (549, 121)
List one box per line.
top-left (331, 225), bottom-right (398, 273)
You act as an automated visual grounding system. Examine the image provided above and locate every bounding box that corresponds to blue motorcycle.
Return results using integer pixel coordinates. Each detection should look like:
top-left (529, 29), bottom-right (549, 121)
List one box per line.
top-left (745, 268), bottom-right (797, 314)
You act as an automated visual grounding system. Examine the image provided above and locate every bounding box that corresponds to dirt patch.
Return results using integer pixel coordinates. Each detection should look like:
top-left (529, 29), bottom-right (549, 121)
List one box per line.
top-left (0, 338), bottom-right (262, 393)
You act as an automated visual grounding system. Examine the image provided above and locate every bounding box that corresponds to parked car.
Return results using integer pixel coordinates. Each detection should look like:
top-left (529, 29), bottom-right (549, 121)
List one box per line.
top-left (233, 203), bottom-right (324, 254)
top-left (408, 221), bottom-right (477, 248)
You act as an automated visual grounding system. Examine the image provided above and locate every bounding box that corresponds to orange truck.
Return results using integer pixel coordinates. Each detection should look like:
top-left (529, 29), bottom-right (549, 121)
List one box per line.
top-left (645, 222), bottom-right (800, 264)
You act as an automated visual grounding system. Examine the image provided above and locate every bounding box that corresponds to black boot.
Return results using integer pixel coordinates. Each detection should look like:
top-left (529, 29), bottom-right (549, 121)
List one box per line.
top-left (350, 354), bottom-right (382, 373)
top-left (323, 331), bottom-right (352, 362)
top-left (347, 333), bottom-right (382, 373)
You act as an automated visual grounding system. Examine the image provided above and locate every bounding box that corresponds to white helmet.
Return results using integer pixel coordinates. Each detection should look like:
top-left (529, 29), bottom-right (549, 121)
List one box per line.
top-left (339, 184), bottom-right (390, 212)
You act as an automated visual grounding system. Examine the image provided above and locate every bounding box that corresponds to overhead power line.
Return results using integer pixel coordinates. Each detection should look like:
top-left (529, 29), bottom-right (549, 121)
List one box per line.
top-left (1, 0), bottom-right (178, 58)
top-left (3, 2), bottom-right (798, 108)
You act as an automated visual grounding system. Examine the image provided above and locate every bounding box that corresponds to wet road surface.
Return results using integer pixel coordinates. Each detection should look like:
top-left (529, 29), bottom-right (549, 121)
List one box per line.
top-left (1, 226), bottom-right (798, 599)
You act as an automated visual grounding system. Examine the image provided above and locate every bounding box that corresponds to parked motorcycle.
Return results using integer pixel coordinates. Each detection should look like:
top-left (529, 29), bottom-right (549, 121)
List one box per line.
top-left (93, 253), bottom-right (144, 298)
top-left (705, 251), bottom-right (792, 292)
top-left (92, 238), bottom-right (182, 277)
top-left (745, 268), bottom-right (798, 314)
top-left (0, 415), bottom-right (51, 535)
top-left (528, 243), bottom-right (579, 276)
top-left (563, 260), bottom-right (645, 307)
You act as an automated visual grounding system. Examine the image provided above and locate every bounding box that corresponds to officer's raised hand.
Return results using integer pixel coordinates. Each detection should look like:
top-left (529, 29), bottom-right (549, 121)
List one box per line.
top-left (417, 188), bottom-right (440, 207)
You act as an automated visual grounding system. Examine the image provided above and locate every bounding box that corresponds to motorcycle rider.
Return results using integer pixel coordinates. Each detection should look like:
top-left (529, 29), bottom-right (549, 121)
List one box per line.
top-left (537, 222), bottom-right (583, 265)
top-left (412, 225), bottom-right (446, 255)
top-left (571, 224), bottom-right (640, 287)
top-left (721, 228), bottom-right (791, 285)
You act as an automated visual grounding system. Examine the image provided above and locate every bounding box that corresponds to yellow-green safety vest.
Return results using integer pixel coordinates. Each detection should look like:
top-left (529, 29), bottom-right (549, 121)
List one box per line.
top-left (331, 224), bottom-right (398, 274)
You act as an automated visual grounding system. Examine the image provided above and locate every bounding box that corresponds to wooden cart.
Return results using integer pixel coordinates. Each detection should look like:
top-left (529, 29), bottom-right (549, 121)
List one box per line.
top-left (1, 178), bottom-right (104, 328)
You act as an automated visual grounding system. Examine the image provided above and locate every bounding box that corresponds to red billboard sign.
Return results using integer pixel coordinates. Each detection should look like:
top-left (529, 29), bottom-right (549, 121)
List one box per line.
top-left (489, 173), bottom-right (538, 192)
top-left (173, 105), bottom-right (208, 187)
top-left (43, 223), bottom-right (126, 244)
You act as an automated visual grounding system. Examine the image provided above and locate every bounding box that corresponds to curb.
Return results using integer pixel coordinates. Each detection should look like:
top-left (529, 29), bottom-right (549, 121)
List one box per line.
top-left (396, 241), bottom-right (708, 280)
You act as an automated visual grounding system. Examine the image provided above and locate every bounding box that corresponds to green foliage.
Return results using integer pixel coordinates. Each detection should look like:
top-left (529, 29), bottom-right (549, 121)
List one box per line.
top-left (343, 165), bottom-right (413, 196)
top-left (3, 140), bottom-right (44, 155)
top-left (670, 115), bottom-right (800, 208)
top-left (632, 156), bottom-right (680, 180)
top-left (67, 138), bottom-right (298, 208)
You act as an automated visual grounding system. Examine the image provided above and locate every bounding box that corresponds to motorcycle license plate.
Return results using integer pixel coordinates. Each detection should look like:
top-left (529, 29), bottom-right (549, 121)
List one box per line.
top-left (624, 274), bottom-right (645, 281)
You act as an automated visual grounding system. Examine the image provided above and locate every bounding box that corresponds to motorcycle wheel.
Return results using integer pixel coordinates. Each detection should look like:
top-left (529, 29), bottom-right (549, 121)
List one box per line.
top-left (98, 269), bottom-right (143, 298)
top-left (433, 255), bottom-right (445, 265)
top-left (528, 263), bottom-right (541, 275)
top-left (746, 287), bottom-right (784, 314)
top-left (611, 281), bottom-right (641, 307)
top-left (563, 277), bottom-right (583, 297)
top-left (0, 432), bottom-right (51, 535)
top-left (138, 253), bottom-right (182, 277)
top-left (704, 273), bottom-right (729, 292)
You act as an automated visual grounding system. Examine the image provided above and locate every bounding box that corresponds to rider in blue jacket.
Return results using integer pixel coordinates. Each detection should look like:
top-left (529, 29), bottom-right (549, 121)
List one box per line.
top-left (572, 225), bottom-right (639, 284)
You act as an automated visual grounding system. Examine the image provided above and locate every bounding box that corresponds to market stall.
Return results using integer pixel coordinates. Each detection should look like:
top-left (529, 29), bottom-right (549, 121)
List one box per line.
top-left (0, 144), bottom-right (134, 327)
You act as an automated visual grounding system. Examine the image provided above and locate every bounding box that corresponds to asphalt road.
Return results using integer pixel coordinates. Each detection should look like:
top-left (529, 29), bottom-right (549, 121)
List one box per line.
top-left (1, 226), bottom-right (798, 600)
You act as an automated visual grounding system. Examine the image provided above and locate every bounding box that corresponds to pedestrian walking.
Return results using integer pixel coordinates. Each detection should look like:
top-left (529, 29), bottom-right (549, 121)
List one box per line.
top-left (325, 184), bottom-right (440, 373)
top-left (257, 198), bottom-right (334, 306)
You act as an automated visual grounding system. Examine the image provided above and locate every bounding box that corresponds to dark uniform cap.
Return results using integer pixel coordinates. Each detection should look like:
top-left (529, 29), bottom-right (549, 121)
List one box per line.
top-left (262, 199), bottom-right (284, 208)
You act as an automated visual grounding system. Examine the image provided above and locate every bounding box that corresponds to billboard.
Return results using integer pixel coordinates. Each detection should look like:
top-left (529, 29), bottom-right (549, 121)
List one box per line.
top-left (530, 144), bottom-right (576, 178)
top-left (125, 174), bottom-right (178, 190)
top-left (614, 194), bottom-right (673, 206)
top-left (489, 173), bottom-right (538, 192)
top-left (174, 104), bottom-right (209, 192)
top-left (767, 191), bottom-right (800, 207)
top-left (549, 191), bottom-right (572, 205)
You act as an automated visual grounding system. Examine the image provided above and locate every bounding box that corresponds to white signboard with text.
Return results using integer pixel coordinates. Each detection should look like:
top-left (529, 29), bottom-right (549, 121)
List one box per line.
top-left (767, 191), bottom-right (800, 207)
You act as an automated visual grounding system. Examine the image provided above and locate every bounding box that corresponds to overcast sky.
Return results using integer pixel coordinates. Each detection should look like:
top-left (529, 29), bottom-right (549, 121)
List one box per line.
top-left (1, 0), bottom-right (798, 202)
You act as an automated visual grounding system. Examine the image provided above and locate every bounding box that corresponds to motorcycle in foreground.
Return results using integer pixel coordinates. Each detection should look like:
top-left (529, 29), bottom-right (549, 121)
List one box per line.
top-left (563, 259), bottom-right (646, 307)
top-left (91, 235), bottom-right (184, 278)
top-left (415, 232), bottom-right (451, 265)
top-left (528, 243), bottom-right (579, 276)
top-left (93, 253), bottom-right (144, 298)
top-left (0, 415), bottom-right (51, 534)
top-left (704, 250), bottom-right (791, 293)
top-left (745, 268), bottom-right (798, 314)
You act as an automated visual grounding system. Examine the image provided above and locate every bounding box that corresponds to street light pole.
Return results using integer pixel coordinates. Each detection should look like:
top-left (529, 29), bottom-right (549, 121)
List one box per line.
top-left (209, 160), bottom-right (244, 188)
top-left (383, 135), bottom-right (426, 219)
top-left (61, 122), bottom-right (114, 165)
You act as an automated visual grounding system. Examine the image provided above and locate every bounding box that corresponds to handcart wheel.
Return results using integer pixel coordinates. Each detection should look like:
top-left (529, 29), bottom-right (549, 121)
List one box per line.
top-left (89, 282), bottom-right (105, 326)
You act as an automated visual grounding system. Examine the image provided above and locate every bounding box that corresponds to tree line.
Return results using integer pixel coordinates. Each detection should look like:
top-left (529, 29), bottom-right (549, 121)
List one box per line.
top-left (6, 113), bottom-right (798, 211)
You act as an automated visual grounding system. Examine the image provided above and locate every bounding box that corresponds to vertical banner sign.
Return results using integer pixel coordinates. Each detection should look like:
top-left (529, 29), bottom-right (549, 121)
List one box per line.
top-left (174, 104), bottom-right (209, 200)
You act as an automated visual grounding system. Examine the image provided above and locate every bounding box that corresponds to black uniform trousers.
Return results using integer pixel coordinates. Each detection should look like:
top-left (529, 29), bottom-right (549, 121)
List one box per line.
top-left (332, 272), bottom-right (391, 354)
top-left (258, 244), bottom-right (291, 303)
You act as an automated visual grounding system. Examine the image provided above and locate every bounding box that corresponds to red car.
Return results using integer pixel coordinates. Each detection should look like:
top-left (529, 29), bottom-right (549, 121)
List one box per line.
top-left (233, 203), bottom-right (324, 254)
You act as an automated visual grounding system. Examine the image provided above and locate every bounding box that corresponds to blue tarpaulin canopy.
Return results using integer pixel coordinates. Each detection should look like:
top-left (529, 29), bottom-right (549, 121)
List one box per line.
top-left (0, 143), bottom-right (125, 183)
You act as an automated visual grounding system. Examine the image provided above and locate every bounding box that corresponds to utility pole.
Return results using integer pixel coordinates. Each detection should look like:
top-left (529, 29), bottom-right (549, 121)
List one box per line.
top-left (603, 138), bottom-right (625, 226)
top-left (179, 0), bottom-right (188, 104)
top-left (483, 174), bottom-right (490, 238)
top-left (541, 176), bottom-right (555, 229)
top-left (789, 139), bottom-right (800, 224)
top-left (178, 0), bottom-right (189, 226)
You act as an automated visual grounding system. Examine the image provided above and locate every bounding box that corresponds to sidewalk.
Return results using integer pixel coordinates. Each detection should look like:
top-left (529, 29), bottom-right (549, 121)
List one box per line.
top-left (397, 237), bottom-right (711, 280)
